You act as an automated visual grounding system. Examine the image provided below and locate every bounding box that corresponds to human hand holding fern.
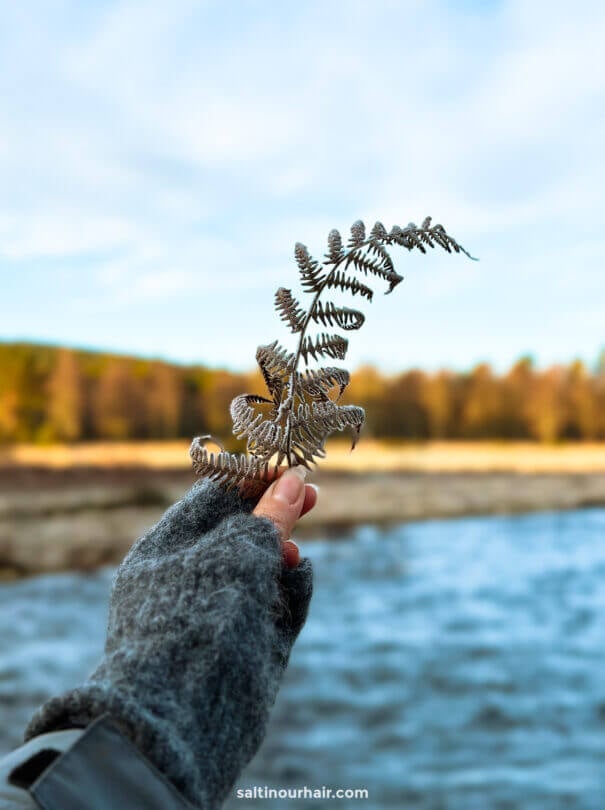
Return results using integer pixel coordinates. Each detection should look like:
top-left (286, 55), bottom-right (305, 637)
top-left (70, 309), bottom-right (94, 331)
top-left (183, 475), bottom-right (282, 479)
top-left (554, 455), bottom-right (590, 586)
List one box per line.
top-left (190, 217), bottom-right (475, 493)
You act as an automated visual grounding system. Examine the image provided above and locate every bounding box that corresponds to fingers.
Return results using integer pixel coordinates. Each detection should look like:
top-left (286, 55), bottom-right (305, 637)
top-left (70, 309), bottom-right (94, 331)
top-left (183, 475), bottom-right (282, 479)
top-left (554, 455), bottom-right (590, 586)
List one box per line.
top-left (282, 539), bottom-right (300, 568)
top-left (300, 483), bottom-right (319, 517)
top-left (252, 467), bottom-right (308, 544)
top-left (253, 466), bottom-right (307, 542)
top-left (241, 467), bottom-right (318, 516)
top-left (253, 469), bottom-right (319, 570)
top-left (281, 483), bottom-right (318, 566)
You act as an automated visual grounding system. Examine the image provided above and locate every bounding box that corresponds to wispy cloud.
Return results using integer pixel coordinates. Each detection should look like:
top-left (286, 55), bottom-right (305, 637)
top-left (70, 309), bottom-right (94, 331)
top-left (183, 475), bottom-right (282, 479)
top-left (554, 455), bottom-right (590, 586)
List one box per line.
top-left (0, 0), bottom-right (603, 371)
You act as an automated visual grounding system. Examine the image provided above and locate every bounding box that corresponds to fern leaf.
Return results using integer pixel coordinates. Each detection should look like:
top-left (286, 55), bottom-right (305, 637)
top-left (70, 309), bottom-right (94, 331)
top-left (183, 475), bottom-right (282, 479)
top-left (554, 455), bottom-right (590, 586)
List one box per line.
top-left (348, 219), bottom-right (366, 248)
top-left (189, 439), bottom-right (273, 495)
top-left (367, 239), bottom-right (395, 271)
top-left (255, 340), bottom-right (295, 373)
top-left (430, 223), bottom-right (476, 259)
top-left (310, 300), bottom-right (365, 331)
top-left (296, 366), bottom-right (350, 401)
top-left (346, 248), bottom-right (403, 293)
top-left (311, 401), bottom-right (365, 449)
top-left (295, 242), bottom-right (325, 293)
top-left (300, 332), bottom-right (349, 364)
top-left (290, 404), bottom-right (330, 465)
top-left (401, 223), bottom-right (427, 252)
top-left (291, 401), bottom-right (365, 451)
top-left (255, 341), bottom-right (294, 403)
top-left (370, 221), bottom-right (388, 240)
top-left (275, 287), bottom-right (306, 333)
top-left (388, 219), bottom-right (476, 260)
top-left (230, 394), bottom-right (272, 438)
top-left (191, 215), bottom-right (474, 489)
top-left (245, 419), bottom-right (283, 460)
top-left (424, 226), bottom-right (450, 252)
top-left (324, 270), bottom-right (374, 301)
top-left (326, 229), bottom-right (344, 263)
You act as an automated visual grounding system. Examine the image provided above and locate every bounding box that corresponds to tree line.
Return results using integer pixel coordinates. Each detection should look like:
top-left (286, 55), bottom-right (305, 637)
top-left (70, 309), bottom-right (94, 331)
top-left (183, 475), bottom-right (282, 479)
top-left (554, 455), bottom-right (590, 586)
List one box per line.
top-left (0, 343), bottom-right (604, 445)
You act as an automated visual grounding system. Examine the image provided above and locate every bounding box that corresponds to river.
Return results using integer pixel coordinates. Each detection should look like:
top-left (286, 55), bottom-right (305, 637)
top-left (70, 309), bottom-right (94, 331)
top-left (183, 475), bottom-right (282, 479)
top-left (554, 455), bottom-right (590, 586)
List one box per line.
top-left (1, 508), bottom-right (605, 808)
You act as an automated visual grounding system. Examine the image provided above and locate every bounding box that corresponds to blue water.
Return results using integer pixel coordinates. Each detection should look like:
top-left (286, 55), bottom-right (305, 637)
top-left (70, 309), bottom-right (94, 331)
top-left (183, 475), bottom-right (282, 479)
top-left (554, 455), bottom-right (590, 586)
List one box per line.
top-left (2, 509), bottom-right (605, 808)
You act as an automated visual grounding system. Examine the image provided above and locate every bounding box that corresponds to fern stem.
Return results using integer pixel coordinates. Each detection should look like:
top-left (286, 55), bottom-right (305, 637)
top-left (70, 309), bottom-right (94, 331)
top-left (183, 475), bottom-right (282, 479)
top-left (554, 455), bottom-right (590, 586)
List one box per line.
top-left (282, 238), bottom-right (379, 465)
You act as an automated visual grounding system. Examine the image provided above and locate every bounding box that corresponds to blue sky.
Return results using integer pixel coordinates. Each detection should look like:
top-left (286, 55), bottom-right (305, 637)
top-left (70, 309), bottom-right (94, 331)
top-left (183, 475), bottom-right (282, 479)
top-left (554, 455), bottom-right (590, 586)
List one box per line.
top-left (1, 1), bottom-right (604, 373)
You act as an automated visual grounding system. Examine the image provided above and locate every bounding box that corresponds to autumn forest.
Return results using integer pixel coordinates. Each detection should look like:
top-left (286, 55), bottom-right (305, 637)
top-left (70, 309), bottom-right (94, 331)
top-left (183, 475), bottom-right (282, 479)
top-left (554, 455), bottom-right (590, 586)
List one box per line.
top-left (0, 343), bottom-right (604, 445)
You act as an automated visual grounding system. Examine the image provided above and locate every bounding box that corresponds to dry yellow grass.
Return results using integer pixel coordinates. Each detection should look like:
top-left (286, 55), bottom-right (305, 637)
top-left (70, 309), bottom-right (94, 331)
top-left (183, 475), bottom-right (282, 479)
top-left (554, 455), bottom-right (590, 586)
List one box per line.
top-left (323, 440), bottom-right (605, 473)
top-left (0, 440), bottom-right (193, 469)
top-left (2, 440), bottom-right (605, 576)
top-left (1, 439), bottom-right (605, 473)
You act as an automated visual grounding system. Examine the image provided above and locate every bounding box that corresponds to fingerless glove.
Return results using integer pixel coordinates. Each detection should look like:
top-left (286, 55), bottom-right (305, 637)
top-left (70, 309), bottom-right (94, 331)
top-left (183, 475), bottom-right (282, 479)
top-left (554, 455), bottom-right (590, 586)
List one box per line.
top-left (25, 480), bottom-right (313, 809)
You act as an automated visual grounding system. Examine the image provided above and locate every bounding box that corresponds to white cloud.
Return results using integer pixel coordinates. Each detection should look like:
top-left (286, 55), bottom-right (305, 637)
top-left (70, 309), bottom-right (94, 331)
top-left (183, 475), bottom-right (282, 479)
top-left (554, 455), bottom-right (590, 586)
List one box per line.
top-left (0, 0), bottom-right (603, 369)
top-left (1, 211), bottom-right (137, 260)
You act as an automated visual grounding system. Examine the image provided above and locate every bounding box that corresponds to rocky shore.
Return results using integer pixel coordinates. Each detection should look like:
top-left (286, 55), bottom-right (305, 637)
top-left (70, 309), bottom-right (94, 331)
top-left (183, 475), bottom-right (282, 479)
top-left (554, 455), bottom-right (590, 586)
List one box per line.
top-left (1, 463), bottom-right (604, 577)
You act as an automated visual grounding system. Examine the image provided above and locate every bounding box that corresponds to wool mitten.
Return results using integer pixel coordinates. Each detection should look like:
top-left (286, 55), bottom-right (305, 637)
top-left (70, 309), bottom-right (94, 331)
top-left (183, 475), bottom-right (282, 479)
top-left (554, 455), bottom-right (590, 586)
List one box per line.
top-left (25, 479), bottom-right (313, 809)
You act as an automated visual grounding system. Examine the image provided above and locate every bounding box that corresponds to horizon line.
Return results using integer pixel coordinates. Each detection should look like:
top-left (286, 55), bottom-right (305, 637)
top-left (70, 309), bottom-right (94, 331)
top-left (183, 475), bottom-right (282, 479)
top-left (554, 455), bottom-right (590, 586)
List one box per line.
top-left (1, 337), bottom-right (603, 376)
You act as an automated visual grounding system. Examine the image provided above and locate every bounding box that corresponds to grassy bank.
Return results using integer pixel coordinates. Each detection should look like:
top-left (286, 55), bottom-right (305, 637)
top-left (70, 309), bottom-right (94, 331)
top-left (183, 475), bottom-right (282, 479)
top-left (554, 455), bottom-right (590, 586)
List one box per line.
top-left (2, 439), bottom-right (605, 473)
top-left (1, 441), bottom-right (604, 577)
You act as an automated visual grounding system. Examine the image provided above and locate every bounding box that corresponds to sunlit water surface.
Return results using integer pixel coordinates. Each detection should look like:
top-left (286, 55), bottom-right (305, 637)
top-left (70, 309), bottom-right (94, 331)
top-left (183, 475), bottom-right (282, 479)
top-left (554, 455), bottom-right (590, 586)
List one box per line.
top-left (1, 509), bottom-right (605, 809)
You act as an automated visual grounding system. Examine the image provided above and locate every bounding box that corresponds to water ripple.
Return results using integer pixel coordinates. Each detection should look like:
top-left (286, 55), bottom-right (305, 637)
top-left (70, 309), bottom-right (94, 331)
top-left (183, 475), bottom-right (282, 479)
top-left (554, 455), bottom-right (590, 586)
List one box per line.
top-left (1, 508), bottom-right (604, 808)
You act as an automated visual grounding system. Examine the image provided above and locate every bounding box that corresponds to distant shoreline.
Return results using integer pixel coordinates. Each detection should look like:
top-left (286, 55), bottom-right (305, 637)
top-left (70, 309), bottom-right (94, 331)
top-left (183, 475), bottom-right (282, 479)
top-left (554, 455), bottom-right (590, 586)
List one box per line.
top-left (1, 453), bottom-right (605, 578)
top-left (2, 439), bottom-right (605, 473)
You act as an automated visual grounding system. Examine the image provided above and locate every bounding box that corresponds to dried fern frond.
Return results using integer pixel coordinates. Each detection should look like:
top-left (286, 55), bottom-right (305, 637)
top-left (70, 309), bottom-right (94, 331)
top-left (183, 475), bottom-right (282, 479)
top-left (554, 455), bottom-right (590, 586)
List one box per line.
top-left (300, 333), bottom-right (349, 363)
top-left (296, 367), bottom-right (350, 401)
top-left (189, 438), bottom-right (273, 496)
top-left (310, 300), bottom-right (365, 331)
top-left (274, 288), bottom-right (306, 333)
top-left (255, 341), bottom-right (294, 405)
top-left (295, 243), bottom-right (325, 293)
top-left (324, 270), bottom-right (374, 301)
top-left (191, 217), bottom-right (475, 492)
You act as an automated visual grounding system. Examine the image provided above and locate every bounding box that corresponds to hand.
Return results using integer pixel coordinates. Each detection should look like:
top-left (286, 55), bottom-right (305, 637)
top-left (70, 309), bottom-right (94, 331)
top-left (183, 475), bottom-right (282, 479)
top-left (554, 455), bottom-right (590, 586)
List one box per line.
top-left (252, 466), bottom-right (318, 568)
top-left (25, 473), bottom-right (315, 810)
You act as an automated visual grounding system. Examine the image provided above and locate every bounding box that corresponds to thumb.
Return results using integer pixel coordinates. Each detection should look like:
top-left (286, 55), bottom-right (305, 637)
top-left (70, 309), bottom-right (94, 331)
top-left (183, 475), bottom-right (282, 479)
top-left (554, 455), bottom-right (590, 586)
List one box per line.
top-left (253, 466), bottom-right (307, 543)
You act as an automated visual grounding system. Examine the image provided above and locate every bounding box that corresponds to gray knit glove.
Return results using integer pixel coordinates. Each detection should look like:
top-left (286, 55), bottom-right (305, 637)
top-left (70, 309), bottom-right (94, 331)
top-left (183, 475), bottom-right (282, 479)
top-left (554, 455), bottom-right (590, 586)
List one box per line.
top-left (25, 480), bottom-right (313, 809)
